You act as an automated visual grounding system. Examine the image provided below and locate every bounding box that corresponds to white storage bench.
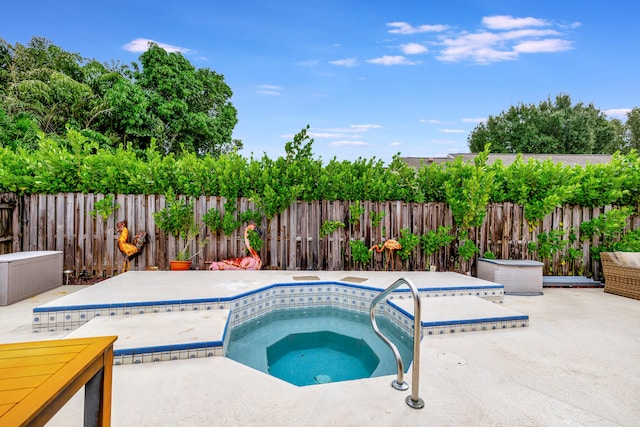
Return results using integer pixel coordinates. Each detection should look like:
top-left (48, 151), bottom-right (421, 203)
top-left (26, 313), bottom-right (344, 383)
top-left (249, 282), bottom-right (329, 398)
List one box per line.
top-left (0, 251), bottom-right (63, 305)
top-left (477, 258), bottom-right (544, 295)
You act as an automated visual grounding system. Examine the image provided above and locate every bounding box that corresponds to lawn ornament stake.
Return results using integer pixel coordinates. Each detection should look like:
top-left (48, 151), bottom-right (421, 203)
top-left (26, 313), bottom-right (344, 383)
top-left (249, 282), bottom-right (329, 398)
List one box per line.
top-left (369, 239), bottom-right (402, 271)
top-left (117, 220), bottom-right (148, 272)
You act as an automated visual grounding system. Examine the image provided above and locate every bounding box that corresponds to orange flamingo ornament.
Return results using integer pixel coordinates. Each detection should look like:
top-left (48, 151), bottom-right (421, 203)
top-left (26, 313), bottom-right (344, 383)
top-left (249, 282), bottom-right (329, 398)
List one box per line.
top-left (369, 239), bottom-right (402, 271)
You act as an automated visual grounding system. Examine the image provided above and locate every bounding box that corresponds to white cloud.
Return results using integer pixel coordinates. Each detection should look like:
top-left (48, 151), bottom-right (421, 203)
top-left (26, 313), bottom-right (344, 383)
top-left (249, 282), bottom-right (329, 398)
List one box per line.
top-left (420, 119), bottom-right (455, 125)
top-left (389, 141), bottom-right (402, 147)
top-left (500, 29), bottom-right (562, 40)
top-left (378, 16), bottom-right (577, 64)
top-left (308, 124), bottom-right (381, 140)
top-left (350, 124), bottom-right (382, 130)
top-left (257, 84), bottom-right (283, 95)
top-left (309, 132), bottom-right (350, 138)
top-left (387, 22), bottom-right (449, 34)
top-left (329, 140), bottom-right (371, 147)
top-left (462, 117), bottom-right (486, 124)
top-left (482, 15), bottom-right (548, 30)
top-left (366, 55), bottom-right (420, 66)
top-left (123, 38), bottom-right (190, 53)
top-left (437, 33), bottom-right (520, 63)
top-left (435, 16), bottom-right (574, 64)
top-left (514, 39), bottom-right (573, 53)
top-left (400, 43), bottom-right (428, 55)
top-left (439, 129), bottom-right (466, 134)
top-left (604, 108), bottom-right (632, 117)
top-left (329, 58), bottom-right (358, 67)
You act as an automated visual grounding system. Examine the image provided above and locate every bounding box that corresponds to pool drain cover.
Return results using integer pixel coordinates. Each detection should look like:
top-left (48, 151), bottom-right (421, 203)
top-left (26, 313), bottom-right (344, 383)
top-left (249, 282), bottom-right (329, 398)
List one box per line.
top-left (314, 374), bottom-right (332, 384)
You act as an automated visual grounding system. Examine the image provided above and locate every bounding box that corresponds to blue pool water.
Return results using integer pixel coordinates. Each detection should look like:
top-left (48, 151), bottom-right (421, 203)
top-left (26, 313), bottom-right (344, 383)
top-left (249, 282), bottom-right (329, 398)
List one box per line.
top-left (225, 306), bottom-right (413, 386)
top-left (267, 330), bottom-right (380, 386)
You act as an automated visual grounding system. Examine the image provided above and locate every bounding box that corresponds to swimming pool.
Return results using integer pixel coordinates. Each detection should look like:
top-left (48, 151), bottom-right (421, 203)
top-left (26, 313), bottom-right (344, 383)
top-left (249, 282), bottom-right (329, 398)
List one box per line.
top-left (32, 272), bottom-right (517, 367)
top-left (225, 306), bottom-right (414, 386)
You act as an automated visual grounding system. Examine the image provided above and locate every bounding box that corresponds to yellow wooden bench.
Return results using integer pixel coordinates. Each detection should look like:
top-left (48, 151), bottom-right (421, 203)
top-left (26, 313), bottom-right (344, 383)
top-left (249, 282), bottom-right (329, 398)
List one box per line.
top-left (0, 336), bottom-right (117, 426)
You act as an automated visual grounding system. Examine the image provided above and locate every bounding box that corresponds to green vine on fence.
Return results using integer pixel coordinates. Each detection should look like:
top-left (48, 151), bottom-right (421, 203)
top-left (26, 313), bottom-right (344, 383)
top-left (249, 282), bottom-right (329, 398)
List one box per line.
top-left (89, 194), bottom-right (120, 221)
top-left (349, 239), bottom-right (372, 268)
top-left (320, 220), bottom-right (345, 238)
top-left (240, 209), bottom-right (263, 225)
top-left (458, 235), bottom-right (480, 262)
top-left (349, 201), bottom-right (365, 226)
top-left (369, 210), bottom-right (384, 228)
top-left (580, 207), bottom-right (640, 258)
top-left (247, 228), bottom-right (264, 253)
top-left (397, 228), bottom-right (419, 262)
top-left (420, 226), bottom-right (455, 256)
top-left (528, 228), bottom-right (568, 274)
top-left (202, 208), bottom-right (223, 234)
top-left (443, 145), bottom-right (495, 233)
top-left (153, 190), bottom-right (193, 237)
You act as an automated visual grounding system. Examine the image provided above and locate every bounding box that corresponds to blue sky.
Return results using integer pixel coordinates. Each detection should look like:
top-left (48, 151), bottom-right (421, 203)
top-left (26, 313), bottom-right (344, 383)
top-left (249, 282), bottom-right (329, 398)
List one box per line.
top-left (3, 1), bottom-right (639, 163)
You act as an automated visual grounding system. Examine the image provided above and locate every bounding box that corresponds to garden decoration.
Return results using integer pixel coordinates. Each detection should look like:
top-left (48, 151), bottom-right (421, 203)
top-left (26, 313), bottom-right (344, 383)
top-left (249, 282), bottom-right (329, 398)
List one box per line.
top-left (116, 220), bottom-right (148, 272)
top-left (370, 239), bottom-right (402, 271)
top-left (210, 224), bottom-right (262, 270)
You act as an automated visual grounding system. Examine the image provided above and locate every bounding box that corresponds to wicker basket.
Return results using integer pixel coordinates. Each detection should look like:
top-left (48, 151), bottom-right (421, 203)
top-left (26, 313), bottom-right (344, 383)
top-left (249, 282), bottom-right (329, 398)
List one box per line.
top-left (600, 252), bottom-right (640, 301)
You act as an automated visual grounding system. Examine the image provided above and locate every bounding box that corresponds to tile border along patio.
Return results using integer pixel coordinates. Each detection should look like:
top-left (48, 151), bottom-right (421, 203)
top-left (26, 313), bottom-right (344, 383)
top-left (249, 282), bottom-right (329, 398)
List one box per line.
top-left (1, 271), bottom-right (638, 425)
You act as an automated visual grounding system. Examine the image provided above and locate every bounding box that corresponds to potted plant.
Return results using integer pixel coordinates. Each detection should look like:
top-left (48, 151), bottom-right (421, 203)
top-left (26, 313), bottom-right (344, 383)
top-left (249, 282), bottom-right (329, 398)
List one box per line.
top-left (153, 192), bottom-right (207, 270)
top-left (171, 221), bottom-right (208, 270)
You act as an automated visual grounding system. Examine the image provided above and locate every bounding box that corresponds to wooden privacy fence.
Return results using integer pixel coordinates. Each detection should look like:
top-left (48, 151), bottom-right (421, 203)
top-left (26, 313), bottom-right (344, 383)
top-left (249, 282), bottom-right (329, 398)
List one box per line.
top-left (0, 193), bottom-right (17, 254)
top-left (3, 192), bottom-right (638, 279)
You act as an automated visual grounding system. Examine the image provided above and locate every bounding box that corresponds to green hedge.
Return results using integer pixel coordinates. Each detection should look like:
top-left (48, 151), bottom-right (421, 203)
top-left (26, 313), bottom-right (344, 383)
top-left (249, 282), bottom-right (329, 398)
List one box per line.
top-left (2, 128), bottom-right (639, 225)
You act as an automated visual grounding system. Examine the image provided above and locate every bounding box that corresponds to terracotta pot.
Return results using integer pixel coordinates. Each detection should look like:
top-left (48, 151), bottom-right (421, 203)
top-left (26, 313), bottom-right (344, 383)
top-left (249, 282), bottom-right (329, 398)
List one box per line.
top-left (170, 260), bottom-right (192, 271)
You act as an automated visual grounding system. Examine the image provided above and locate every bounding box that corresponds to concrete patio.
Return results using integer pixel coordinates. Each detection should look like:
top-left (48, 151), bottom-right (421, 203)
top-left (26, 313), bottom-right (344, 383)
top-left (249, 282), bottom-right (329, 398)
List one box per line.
top-left (1, 273), bottom-right (639, 426)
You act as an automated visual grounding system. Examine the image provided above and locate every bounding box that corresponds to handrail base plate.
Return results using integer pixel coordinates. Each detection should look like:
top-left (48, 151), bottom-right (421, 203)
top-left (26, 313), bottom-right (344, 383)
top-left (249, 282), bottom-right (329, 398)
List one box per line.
top-left (406, 395), bottom-right (425, 409)
top-left (392, 379), bottom-right (409, 391)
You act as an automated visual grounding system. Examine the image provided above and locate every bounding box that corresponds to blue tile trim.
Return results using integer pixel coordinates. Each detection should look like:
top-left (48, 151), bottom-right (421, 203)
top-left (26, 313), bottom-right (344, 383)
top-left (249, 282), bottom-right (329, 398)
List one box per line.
top-left (114, 340), bottom-right (223, 356)
top-left (389, 299), bottom-right (528, 327)
top-left (33, 280), bottom-right (508, 337)
top-left (422, 315), bottom-right (529, 327)
top-left (394, 285), bottom-right (503, 293)
top-left (33, 280), bottom-right (502, 312)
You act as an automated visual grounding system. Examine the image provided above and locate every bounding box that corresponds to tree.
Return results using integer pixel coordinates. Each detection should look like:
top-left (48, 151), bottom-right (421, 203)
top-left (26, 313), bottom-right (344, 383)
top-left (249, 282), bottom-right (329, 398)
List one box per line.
top-left (625, 108), bottom-right (640, 152)
top-left (0, 108), bottom-right (40, 150)
top-left (0, 38), bottom-right (241, 157)
top-left (0, 39), bottom-right (11, 94)
top-left (468, 94), bottom-right (621, 154)
top-left (132, 43), bottom-right (241, 156)
top-left (1, 37), bottom-right (97, 135)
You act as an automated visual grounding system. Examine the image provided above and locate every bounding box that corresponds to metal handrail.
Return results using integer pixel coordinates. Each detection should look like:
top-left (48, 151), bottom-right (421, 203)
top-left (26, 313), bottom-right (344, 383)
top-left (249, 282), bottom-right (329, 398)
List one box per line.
top-left (369, 277), bottom-right (424, 409)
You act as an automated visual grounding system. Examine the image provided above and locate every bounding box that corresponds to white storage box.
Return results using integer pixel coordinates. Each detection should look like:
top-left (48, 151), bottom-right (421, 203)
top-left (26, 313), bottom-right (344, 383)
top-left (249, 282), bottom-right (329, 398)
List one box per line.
top-left (0, 251), bottom-right (63, 305)
top-left (478, 258), bottom-right (544, 295)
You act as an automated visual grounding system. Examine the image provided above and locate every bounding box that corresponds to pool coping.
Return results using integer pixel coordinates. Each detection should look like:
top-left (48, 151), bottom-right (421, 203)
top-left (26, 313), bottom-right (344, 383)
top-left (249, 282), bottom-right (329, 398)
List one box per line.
top-left (39, 275), bottom-right (529, 366)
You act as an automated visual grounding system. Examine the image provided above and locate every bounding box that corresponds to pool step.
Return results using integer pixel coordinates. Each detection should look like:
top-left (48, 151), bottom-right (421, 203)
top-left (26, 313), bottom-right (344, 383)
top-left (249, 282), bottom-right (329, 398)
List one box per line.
top-left (64, 310), bottom-right (229, 365)
top-left (392, 295), bottom-right (529, 336)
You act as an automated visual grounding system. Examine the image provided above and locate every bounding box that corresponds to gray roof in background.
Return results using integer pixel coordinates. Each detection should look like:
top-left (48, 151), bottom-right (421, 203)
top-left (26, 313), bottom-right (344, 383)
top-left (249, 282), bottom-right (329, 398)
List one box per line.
top-left (401, 153), bottom-right (614, 168)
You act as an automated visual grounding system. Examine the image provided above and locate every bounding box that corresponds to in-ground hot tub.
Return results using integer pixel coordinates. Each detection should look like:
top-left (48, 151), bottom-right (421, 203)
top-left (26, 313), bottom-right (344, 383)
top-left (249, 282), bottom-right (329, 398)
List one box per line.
top-left (225, 305), bottom-right (414, 386)
top-left (267, 330), bottom-right (380, 385)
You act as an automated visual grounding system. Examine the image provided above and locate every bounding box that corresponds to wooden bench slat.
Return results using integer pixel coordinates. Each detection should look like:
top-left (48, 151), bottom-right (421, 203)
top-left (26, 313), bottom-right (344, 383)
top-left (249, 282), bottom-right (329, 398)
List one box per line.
top-left (0, 352), bottom-right (75, 368)
top-left (0, 374), bottom-right (50, 392)
top-left (0, 362), bottom-right (65, 380)
top-left (0, 343), bottom-right (88, 359)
